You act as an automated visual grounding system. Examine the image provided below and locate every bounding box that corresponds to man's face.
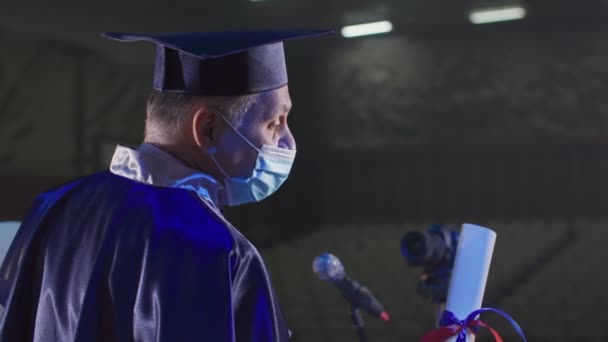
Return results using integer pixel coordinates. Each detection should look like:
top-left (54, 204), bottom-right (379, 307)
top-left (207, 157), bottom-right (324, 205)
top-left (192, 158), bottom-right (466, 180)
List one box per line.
top-left (213, 85), bottom-right (294, 179)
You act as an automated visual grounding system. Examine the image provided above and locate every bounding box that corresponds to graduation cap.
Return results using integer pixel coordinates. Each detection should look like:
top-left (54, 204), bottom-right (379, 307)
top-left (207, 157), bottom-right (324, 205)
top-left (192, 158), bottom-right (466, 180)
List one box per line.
top-left (102, 30), bottom-right (333, 95)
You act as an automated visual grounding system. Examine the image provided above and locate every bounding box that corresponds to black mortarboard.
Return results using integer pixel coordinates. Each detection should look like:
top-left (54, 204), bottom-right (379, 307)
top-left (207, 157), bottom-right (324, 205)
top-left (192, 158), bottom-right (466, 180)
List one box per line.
top-left (102, 30), bottom-right (333, 95)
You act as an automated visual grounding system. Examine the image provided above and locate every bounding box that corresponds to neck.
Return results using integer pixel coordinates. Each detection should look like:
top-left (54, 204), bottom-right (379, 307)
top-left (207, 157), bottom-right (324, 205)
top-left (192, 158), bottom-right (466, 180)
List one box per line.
top-left (143, 138), bottom-right (224, 183)
top-left (143, 139), bottom-right (200, 170)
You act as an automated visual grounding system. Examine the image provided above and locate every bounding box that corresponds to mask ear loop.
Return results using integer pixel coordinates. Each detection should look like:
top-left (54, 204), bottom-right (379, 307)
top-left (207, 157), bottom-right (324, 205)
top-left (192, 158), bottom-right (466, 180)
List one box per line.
top-left (216, 111), bottom-right (261, 153)
top-left (210, 155), bottom-right (230, 178)
top-left (204, 109), bottom-right (262, 180)
top-left (203, 145), bottom-right (230, 178)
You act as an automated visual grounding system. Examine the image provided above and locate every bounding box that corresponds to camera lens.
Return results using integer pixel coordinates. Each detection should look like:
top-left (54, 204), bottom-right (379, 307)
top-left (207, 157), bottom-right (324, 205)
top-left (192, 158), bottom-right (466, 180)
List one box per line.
top-left (401, 229), bottom-right (453, 266)
top-left (400, 231), bottom-right (428, 266)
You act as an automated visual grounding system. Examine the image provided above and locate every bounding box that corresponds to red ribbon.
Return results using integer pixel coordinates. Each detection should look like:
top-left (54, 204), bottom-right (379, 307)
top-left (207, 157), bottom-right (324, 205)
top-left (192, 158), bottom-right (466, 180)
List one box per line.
top-left (419, 308), bottom-right (526, 342)
top-left (419, 319), bottom-right (503, 342)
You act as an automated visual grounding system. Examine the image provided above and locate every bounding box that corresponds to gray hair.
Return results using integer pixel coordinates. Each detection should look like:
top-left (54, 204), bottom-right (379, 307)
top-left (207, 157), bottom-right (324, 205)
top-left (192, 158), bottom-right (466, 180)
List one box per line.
top-left (144, 89), bottom-right (261, 140)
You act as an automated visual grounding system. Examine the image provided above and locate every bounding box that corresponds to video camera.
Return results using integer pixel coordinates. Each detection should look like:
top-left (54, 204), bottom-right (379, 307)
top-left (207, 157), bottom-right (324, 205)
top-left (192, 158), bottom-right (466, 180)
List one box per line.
top-left (400, 224), bottom-right (459, 303)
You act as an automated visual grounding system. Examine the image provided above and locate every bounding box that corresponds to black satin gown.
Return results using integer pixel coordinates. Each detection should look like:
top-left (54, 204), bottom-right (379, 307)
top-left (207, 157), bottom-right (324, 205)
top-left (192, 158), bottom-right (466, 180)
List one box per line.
top-left (0, 171), bottom-right (290, 342)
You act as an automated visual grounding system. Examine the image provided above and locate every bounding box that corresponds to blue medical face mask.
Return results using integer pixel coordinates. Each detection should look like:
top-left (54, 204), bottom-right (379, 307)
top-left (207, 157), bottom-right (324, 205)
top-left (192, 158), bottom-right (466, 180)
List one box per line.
top-left (209, 113), bottom-right (296, 207)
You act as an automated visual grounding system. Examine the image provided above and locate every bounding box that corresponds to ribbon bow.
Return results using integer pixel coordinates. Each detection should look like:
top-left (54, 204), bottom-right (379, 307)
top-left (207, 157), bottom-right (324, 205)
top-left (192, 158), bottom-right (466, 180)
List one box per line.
top-left (419, 308), bottom-right (527, 342)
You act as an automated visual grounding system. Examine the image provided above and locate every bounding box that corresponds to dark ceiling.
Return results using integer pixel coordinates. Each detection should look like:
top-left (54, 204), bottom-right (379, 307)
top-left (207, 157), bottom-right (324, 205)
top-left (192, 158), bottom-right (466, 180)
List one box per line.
top-left (1, 0), bottom-right (608, 64)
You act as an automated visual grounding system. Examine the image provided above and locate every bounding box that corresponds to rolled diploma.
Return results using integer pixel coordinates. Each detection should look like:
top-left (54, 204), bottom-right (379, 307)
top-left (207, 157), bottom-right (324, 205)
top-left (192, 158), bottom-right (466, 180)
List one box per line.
top-left (444, 223), bottom-right (496, 342)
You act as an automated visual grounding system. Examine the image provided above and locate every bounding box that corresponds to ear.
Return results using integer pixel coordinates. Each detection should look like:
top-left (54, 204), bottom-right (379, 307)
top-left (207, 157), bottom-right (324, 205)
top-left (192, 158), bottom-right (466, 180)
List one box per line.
top-left (192, 107), bottom-right (217, 151)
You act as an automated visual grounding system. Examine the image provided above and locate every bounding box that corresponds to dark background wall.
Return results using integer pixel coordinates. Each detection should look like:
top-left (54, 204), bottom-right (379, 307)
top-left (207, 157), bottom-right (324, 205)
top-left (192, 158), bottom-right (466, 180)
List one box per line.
top-left (327, 31), bottom-right (608, 147)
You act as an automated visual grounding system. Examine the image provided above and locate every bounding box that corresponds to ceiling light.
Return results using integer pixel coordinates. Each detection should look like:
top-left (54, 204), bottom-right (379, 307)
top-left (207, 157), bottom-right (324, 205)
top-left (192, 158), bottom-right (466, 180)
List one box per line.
top-left (341, 20), bottom-right (393, 38)
top-left (469, 6), bottom-right (526, 24)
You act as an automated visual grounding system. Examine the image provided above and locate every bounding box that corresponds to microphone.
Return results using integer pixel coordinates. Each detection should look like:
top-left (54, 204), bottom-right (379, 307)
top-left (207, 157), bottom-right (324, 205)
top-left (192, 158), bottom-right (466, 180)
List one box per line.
top-left (312, 253), bottom-right (390, 321)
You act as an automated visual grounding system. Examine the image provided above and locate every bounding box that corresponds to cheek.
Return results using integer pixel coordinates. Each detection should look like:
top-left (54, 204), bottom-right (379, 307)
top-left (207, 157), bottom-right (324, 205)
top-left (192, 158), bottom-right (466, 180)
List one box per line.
top-left (215, 131), bottom-right (259, 177)
top-left (250, 126), bottom-right (276, 147)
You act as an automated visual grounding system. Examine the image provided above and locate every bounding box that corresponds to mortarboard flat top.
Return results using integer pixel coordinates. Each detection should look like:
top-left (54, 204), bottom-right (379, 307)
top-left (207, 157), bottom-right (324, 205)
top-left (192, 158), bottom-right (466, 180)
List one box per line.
top-left (102, 30), bottom-right (333, 95)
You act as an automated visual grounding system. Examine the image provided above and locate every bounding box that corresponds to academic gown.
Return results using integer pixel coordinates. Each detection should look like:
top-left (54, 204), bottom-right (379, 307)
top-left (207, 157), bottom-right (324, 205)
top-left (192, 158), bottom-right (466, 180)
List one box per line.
top-left (0, 171), bottom-right (290, 342)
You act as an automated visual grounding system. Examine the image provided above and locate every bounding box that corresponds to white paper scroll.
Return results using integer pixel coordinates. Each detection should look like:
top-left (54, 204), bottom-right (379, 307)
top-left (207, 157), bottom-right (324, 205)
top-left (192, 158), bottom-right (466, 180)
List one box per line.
top-left (444, 223), bottom-right (496, 342)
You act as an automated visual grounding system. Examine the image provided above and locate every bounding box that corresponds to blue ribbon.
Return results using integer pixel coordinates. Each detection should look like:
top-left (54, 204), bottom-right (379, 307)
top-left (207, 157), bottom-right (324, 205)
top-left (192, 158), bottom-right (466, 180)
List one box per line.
top-left (439, 308), bottom-right (527, 342)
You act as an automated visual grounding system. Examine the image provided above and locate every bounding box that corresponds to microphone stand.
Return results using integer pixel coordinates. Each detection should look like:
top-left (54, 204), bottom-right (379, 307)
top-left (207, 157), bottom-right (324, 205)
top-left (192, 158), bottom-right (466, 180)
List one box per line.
top-left (350, 306), bottom-right (368, 342)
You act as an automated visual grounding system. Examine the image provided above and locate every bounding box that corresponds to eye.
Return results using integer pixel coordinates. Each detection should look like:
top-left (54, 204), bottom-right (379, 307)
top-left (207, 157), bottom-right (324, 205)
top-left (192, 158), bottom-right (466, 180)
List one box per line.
top-left (267, 120), bottom-right (280, 131)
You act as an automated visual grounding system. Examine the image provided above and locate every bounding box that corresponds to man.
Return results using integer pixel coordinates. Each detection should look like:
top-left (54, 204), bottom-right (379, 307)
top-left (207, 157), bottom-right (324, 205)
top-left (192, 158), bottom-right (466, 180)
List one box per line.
top-left (0, 30), bottom-right (332, 341)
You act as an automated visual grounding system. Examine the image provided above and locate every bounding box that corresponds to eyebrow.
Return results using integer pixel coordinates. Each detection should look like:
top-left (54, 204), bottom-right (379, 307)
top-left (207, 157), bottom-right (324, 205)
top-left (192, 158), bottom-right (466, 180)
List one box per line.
top-left (263, 101), bottom-right (291, 122)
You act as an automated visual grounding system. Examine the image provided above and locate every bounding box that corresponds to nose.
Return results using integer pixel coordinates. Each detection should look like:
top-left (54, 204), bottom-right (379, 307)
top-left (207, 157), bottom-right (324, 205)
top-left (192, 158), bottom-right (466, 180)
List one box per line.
top-left (279, 125), bottom-right (296, 150)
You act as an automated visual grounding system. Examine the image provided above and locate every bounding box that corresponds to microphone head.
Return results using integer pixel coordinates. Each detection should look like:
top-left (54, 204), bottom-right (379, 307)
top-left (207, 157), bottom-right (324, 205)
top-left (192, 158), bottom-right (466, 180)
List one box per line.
top-left (312, 253), bottom-right (345, 282)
